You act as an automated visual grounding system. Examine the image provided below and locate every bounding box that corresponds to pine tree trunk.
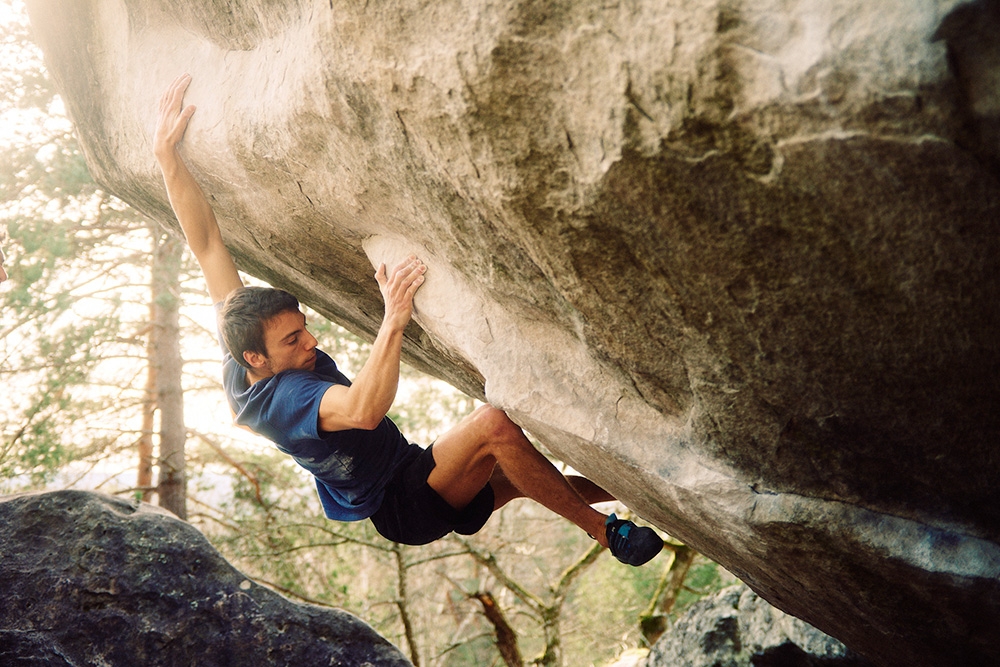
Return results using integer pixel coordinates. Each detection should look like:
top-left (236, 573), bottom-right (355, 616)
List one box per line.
top-left (136, 346), bottom-right (155, 501)
top-left (151, 228), bottom-right (186, 519)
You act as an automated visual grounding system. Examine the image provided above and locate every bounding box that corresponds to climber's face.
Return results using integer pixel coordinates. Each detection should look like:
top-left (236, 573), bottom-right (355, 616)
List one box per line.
top-left (244, 309), bottom-right (319, 379)
top-left (0, 247), bottom-right (8, 284)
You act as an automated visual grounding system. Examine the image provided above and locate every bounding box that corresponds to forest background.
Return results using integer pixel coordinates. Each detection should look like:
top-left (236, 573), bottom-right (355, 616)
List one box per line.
top-left (0, 2), bottom-right (734, 665)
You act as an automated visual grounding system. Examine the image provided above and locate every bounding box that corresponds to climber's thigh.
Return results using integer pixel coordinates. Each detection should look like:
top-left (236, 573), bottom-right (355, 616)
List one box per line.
top-left (426, 405), bottom-right (504, 510)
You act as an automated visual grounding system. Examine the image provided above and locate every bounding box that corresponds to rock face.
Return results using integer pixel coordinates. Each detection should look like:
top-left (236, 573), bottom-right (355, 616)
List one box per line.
top-left (0, 490), bottom-right (411, 667)
top-left (644, 584), bottom-right (872, 667)
top-left (23, 1), bottom-right (1000, 665)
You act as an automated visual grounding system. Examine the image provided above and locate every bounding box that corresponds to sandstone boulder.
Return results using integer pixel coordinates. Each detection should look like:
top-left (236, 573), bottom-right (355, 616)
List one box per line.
top-left (0, 490), bottom-right (411, 666)
top-left (644, 584), bottom-right (872, 667)
top-left (24, 1), bottom-right (1000, 665)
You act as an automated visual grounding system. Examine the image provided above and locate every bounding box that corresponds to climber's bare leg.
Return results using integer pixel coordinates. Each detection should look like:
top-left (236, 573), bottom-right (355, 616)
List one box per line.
top-left (428, 405), bottom-right (611, 547)
top-left (488, 466), bottom-right (613, 507)
top-left (568, 477), bottom-right (615, 505)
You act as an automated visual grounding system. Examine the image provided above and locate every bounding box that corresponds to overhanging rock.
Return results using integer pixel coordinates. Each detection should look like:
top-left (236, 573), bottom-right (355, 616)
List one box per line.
top-left (24, 1), bottom-right (1000, 665)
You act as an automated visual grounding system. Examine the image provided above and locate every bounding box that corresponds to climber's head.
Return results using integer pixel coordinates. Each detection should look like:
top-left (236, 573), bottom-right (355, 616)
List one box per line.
top-left (219, 285), bottom-right (315, 376)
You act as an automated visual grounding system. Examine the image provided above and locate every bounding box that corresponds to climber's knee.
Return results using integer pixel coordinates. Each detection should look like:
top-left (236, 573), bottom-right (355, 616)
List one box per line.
top-left (469, 404), bottom-right (514, 436)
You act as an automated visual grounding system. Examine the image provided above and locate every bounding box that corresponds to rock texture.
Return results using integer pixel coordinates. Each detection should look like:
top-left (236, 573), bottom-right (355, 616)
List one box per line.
top-left (644, 584), bottom-right (871, 667)
top-left (23, 1), bottom-right (1000, 666)
top-left (0, 490), bottom-right (411, 667)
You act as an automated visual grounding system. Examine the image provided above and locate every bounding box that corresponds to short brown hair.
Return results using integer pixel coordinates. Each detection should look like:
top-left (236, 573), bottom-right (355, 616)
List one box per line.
top-left (220, 286), bottom-right (300, 369)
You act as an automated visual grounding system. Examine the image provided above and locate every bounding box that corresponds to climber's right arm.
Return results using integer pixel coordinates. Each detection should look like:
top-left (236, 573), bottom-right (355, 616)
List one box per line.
top-left (154, 73), bottom-right (243, 304)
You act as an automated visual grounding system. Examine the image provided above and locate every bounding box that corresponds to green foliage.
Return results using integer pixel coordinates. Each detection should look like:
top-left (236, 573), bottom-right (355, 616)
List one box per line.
top-left (0, 16), bottom-right (138, 483)
top-left (672, 555), bottom-right (731, 617)
top-left (2, 314), bottom-right (120, 480)
top-left (0, 4), bottom-right (209, 492)
top-left (0, 7), bottom-right (51, 114)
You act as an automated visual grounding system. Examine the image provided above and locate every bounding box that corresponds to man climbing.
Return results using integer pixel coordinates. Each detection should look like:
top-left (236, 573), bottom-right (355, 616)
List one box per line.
top-left (153, 74), bottom-right (663, 565)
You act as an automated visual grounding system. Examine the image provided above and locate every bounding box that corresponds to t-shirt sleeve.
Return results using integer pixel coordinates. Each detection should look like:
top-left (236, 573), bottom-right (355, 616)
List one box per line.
top-left (239, 371), bottom-right (335, 448)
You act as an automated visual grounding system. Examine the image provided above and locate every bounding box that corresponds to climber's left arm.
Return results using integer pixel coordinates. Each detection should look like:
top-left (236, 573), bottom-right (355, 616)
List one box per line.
top-left (153, 73), bottom-right (243, 304)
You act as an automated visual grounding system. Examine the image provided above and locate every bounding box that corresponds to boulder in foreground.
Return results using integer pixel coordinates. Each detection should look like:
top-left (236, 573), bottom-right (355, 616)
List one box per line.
top-left (0, 490), bottom-right (411, 667)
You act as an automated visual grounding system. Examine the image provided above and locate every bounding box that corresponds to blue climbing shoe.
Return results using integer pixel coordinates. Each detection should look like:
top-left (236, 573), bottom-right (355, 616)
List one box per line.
top-left (605, 513), bottom-right (663, 566)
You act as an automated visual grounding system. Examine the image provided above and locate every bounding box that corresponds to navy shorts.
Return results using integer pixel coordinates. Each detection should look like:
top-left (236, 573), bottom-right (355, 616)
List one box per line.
top-left (369, 444), bottom-right (495, 546)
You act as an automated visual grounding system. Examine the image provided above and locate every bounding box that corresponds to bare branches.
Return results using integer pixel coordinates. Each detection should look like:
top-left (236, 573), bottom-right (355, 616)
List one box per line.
top-left (190, 429), bottom-right (263, 506)
top-left (471, 591), bottom-right (523, 667)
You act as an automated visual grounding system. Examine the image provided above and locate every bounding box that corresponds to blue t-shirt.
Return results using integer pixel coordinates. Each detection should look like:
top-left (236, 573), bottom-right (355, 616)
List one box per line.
top-left (217, 311), bottom-right (418, 521)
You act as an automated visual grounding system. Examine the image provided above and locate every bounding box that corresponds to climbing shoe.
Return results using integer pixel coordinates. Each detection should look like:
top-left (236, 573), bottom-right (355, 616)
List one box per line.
top-left (605, 513), bottom-right (663, 566)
